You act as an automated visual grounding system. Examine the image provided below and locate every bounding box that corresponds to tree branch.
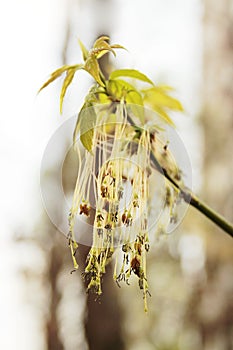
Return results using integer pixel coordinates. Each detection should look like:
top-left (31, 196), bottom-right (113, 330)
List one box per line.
top-left (150, 149), bottom-right (233, 238)
top-left (127, 114), bottom-right (233, 238)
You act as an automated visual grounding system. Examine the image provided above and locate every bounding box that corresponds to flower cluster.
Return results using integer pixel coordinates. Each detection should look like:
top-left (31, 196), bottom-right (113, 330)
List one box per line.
top-left (68, 102), bottom-right (181, 311)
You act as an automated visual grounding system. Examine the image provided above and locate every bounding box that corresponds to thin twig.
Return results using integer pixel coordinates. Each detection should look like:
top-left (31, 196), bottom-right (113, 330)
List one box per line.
top-left (151, 145), bottom-right (233, 237)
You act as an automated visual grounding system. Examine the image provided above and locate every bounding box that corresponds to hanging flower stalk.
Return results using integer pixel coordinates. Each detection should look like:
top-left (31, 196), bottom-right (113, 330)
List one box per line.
top-left (67, 102), bottom-right (158, 310)
top-left (39, 36), bottom-right (187, 311)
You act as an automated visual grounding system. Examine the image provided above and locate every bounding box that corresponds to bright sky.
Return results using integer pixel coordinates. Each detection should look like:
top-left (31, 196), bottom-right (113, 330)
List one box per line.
top-left (0, 0), bottom-right (202, 348)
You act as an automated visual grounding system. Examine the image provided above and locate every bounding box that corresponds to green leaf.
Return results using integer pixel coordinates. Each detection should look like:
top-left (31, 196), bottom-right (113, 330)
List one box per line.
top-left (157, 85), bottom-right (174, 92)
top-left (106, 79), bottom-right (138, 100)
top-left (126, 89), bottom-right (143, 106)
top-left (143, 87), bottom-right (184, 126)
top-left (110, 69), bottom-right (154, 85)
top-left (92, 36), bottom-right (115, 59)
top-left (110, 44), bottom-right (126, 51)
top-left (106, 79), bottom-right (145, 123)
top-left (73, 86), bottom-right (99, 146)
top-left (78, 102), bottom-right (97, 152)
top-left (73, 115), bottom-right (80, 147)
top-left (95, 47), bottom-right (115, 59)
top-left (60, 65), bottom-right (82, 113)
top-left (38, 65), bottom-right (73, 93)
top-left (143, 87), bottom-right (183, 111)
top-left (126, 91), bottom-right (144, 123)
top-left (148, 105), bottom-right (175, 126)
top-left (93, 36), bottom-right (110, 47)
top-left (84, 56), bottom-right (104, 86)
top-left (97, 91), bottom-right (110, 104)
top-left (78, 39), bottom-right (89, 61)
top-left (88, 85), bottom-right (110, 104)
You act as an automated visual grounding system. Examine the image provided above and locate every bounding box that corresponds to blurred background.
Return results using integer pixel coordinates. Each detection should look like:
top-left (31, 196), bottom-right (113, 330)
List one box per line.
top-left (0, 0), bottom-right (232, 349)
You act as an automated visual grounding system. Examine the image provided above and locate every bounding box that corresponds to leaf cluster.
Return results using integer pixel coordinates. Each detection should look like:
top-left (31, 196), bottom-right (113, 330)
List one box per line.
top-left (39, 36), bottom-right (184, 152)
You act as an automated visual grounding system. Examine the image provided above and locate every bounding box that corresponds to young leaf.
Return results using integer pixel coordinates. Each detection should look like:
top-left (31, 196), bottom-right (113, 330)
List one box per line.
top-left (78, 39), bottom-right (89, 61)
top-left (97, 92), bottom-right (110, 104)
top-left (143, 87), bottom-right (183, 111)
top-left (93, 36), bottom-right (110, 47)
top-left (157, 85), bottom-right (174, 92)
top-left (110, 69), bottom-right (154, 85)
top-left (73, 115), bottom-right (80, 147)
top-left (79, 102), bottom-right (97, 152)
top-left (107, 79), bottom-right (140, 101)
top-left (126, 89), bottom-right (143, 107)
top-left (95, 47), bottom-right (115, 59)
top-left (92, 36), bottom-right (115, 59)
top-left (92, 37), bottom-right (125, 59)
top-left (89, 85), bottom-right (110, 104)
top-left (84, 56), bottom-right (104, 86)
top-left (126, 91), bottom-right (144, 123)
top-left (73, 86), bottom-right (100, 145)
top-left (106, 79), bottom-right (144, 123)
top-left (147, 104), bottom-right (175, 126)
top-left (60, 65), bottom-right (82, 113)
top-left (38, 65), bottom-right (72, 92)
top-left (110, 44), bottom-right (126, 50)
top-left (60, 70), bottom-right (75, 113)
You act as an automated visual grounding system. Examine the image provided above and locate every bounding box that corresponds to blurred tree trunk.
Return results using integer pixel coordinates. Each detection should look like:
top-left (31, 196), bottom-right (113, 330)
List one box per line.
top-left (202, 0), bottom-right (233, 219)
top-left (195, 1), bottom-right (233, 349)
